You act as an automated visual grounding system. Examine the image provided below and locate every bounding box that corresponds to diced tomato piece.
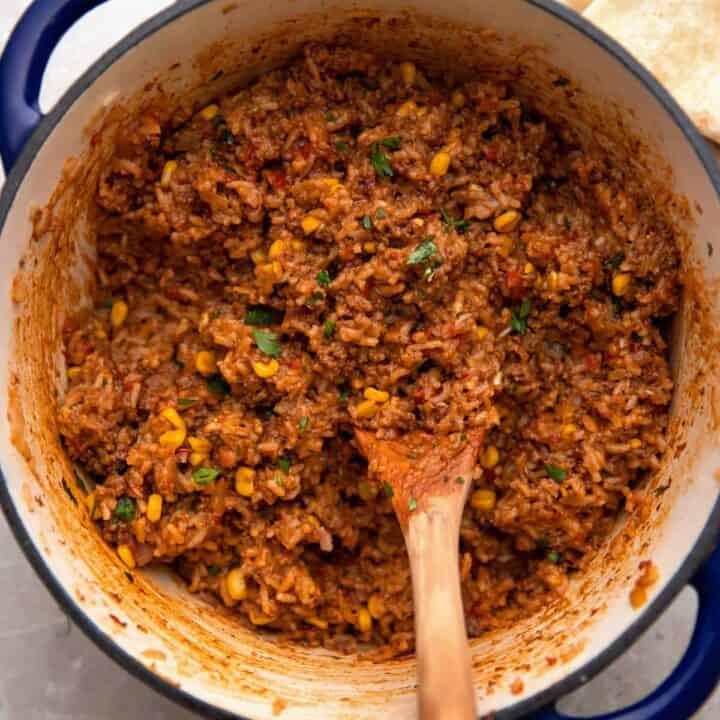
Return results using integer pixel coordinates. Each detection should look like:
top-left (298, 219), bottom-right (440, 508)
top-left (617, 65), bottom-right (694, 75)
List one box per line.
top-left (297, 139), bottom-right (314, 158)
top-left (485, 145), bottom-right (498, 163)
top-left (585, 353), bottom-right (601, 371)
top-left (267, 170), bottom-right (288, 190)
top-left (506, 268), bottom-right (525, 300)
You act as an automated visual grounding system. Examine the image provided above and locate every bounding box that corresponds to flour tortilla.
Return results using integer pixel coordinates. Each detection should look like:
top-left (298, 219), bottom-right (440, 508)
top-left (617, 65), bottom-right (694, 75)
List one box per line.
top-left (582, 0), bottom-right (720, 142)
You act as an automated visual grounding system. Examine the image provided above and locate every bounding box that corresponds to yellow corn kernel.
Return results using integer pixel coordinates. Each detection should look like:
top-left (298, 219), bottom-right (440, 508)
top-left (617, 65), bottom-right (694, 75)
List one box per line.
top-left (493, 210), bottom-right (522, 233)
top-left (190, 452), bottom-right (206, 466)
top-left (188, 436), bottom-right (211, 454)
top-left (471, 489), bottom-right (497, 511)
top-left (200, 103), bottom-right (219, 120)
top-left (396, 101), bottom-right (417, 118)
top-left (481, 445), bottom-right (500, 469)
top-left (235, 467), bottom-right (256, 496)
top-left (630, 438), bottom-right (642, 449)
top-left (255, 260), bottom-right (283, 284)
top-left (364, 387), bottom-right (389, 403)
top-left (291, 239), bottom-right (305, 251)
top-left (451, 89), bottom-right (466, 109)
top-left (357, 607), bottom-right (373, 633)
top-left (268, 239), bottom-right (285, 259)
top-left (477, 326), bottom-right (489, 341)
top-left (306, 616), bottom-right (328, 629)
top-left (110, 300), bottom-right (128, 328)
top-left (301, 215), bottom-right (322, 235)
top-left (195, 350), bottom-right (217, 377)
top-left (497, 236), bottom-right (514, 258)
top-left (249, 608), bottom-right (273, 625)
top-left (67, 366), bottom-right (82, 379)
top-left (226, 567), bottom-right (248, 600)
top-left (146, 493), bottom-right (163, 522)
top-left (161, 407), bottom-right (185, 430)
top-left (252, 359), bottom-right (279, 378)
top-left (251, 249), bottom-right (266, 265)
top-left (368, 593), bottom-right (385, 619)
top-left (548, 271), bottom-right (559, 291)
top-left (363, 242), bottom-right (377, 253)
top-left (307, 514), bottom-right (321, 528)
top-left (561, 423), bottom-right (577, 437)
top-left (321, 177), bottom-right (341, 193)
top-left (95, 328), bottom-right (107, 340)
top-left (429, 151), bottom-right (451, 177)
top-left (117, 544), bottom-right (136, 569)
top-left (159, 428), bottom-right (186, 449)
top-left (612, 273), bottom-right (631, 297)
top-left (524, 262), bottom-right (535, 274)
top-left (399, 61), bottom-right (416, 85)
top-left (355, 399), bottom-right (378, 419)
top-left (160, 160), bottom-right (177, 187)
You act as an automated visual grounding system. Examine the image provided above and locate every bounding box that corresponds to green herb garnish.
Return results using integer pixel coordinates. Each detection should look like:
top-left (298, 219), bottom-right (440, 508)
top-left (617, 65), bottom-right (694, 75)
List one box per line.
top-left (607, 252), bottom-right (625, 269)
top-left (510, 297), bottom-right (532, 335)
top-left (305, 291), bottom-right (324, 306)
top-left (339, 387), bottom-right (350, 402)
top-left (545, 464), bottom-right (568, 482)
top-left (114, 496), bottom-right (136, 522)
top-left (440, 208), bottom-right (470, 233)
top-left (316, 270), bottom-right (331, 287)
top-left (178, 397), bottom-right (197, 406)
top-left (409, 497), bottom-right (418, 511)
top-left (456, 476), bottom-right (465, 485)
top-left (298, 416), bottom-right (309, 433)
top-left (370, 137), bottom-right (401, 178)
top-left (335, 140), bottom-right (349, 153)
top-left (407, 237), bottom-right (438, 266)
top-left (206, 375), bottom-right (230, 395)
top-left (275, 474), bottom-right (285, 487)
top-left (547, 550), bottom-right (561, 563)
top-left (220, 161), bottom-right (238, 175)
top-left (383, 482), bottom-right (394, 498)
top-left (324, 319), bottom-right (336, 338)
top-left (207, 565), bottom-right (222, 575)
top-left (244, 305), bottom-right (280, 326)
top-left (101, 297), bottom-right (114, 309)
top-left (376, 208), bottom-right (386, 219)
top-left (252, 328), bottom-right (282, 357)
top-left (362, 215), bottom-right (373, 231)
top-left (277, 457), bottom-right (291, 475)
top-left (193, 467), bottom-right (220, 485)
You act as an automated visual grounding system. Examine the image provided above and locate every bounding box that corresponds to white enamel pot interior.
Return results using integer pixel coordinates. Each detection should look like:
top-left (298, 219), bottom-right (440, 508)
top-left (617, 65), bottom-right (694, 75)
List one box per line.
top-left (1, 1), bottom-right (720, 719)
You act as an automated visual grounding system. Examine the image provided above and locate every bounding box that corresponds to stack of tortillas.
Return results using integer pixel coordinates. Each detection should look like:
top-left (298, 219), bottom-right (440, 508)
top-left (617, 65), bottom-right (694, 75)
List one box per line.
top-left (558, 0), bottom-right (720, 144)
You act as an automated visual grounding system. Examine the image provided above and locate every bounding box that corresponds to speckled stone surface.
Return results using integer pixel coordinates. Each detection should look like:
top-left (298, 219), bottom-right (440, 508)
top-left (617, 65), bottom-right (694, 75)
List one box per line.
top-left (0, 2), bottom-right (718, 718)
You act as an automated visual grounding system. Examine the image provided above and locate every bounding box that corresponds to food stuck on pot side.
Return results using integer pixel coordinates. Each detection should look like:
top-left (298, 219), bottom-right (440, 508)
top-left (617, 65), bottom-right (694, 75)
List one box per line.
top-left (57, 45), bottom-right (680, 659)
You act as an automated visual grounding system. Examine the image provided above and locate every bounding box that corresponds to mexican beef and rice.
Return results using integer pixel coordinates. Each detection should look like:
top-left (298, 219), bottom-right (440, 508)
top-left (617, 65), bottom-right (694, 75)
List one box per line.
top-left (57, 45), bottom-right (680, 658)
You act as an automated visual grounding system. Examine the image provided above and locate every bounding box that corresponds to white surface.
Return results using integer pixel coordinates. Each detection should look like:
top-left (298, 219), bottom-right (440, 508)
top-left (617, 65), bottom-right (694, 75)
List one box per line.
top-left (0, 1), bottom-right (718, 718)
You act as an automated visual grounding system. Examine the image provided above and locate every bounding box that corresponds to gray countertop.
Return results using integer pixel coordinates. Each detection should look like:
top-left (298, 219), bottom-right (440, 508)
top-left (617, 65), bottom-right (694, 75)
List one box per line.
top-left (0, 2), bottom-right (718, 718)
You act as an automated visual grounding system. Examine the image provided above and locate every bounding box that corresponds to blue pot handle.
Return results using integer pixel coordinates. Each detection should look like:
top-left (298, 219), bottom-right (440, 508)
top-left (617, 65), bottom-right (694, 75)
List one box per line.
top-left (0, 0), bottom-right (111, 171)
top-left (532, 542), bottom-right (720, 720)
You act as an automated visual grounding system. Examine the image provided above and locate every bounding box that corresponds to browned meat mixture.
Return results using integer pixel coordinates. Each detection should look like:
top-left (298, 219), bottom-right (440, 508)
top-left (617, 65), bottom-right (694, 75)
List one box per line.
top-left (58, 45), bottom-right (680, 658)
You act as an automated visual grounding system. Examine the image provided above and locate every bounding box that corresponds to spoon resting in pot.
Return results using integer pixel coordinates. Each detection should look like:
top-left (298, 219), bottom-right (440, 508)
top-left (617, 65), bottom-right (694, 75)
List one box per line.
top-left (355, 429), bottom-right (481, 720)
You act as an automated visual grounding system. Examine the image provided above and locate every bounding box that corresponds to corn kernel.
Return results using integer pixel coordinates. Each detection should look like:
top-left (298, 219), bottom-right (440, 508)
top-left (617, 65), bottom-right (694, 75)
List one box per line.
top-left (195, 351), bottom-right (217, 377)
top-left (477, 326), bottom-right (489, 341)
top-left (252, 359), bottom-right (279, 378)
top-left (251, 249), bottom-right (266, 265)
top-left (321, 177), bottom-right (341, 193)
top-left (399, 62), bottom-right (416, 85)
top-left (548, 271), bottom-right (559, 291)
top-left (146, 493), bottom-right (163, 522)
top-left (363, 242), bottom-right (377, 253)
top-left (451, 90), bottom-right (466, 109)
top-left (95, 328), bottom-right (107, 340)
top-left (117, 544), bottom-right (136, 569)
top-left (630, 438), bottom-right (642, 449)
top-left (160, 160), bottom-right (177, 187)
top-left (471, 489), bottom-right (497, 511)
top-left (497, 236), bottom-right (514, 258)
top-left (190, 452), bottom-right (206, 466)
top-left (301, 215), bottom-right (322, 235)
top-left (612, 273), bottom-right (631, 297)
top-left (110, 300), bottom-right (128, 328)
top-left (268, 239), bottom-right (285, 259)
top-left (188, 436), bottom-right (211, 453)
top-left (67, 366), bottom-right (82, 379)
top-left (429, 151), bottom-right (451, 177)
top-left (200, 103), bottom-right (219, 120)
top-left (235, 467), bottom-right (256, 496)
top-left (481, 445), bottom-right (500, 469)
top-left (396, 101), bottom-right (417, 118)
top-left (226, 567), bottom-right (248, 600)
top-left (561, 423), bottom-right (577, 437)
top-left (355, 399), bottom-right (378, 419)
top-left (307, 514), bottom-right (321, 528)
top-left (291, 239), bottom-right (305, 251)
top-left (493, 210), bottom-right (522, 233)
top-left (524, 262), bottom-right (535, 274)
top-left (357, 607), bottom-right (373, 632)
top-left (249, 608), bottom-right (273, 625)
top-left (364, 387), bottom-right (389, 403)
top-left (159, 428), bottom-right (186, 449)
top-left (306, 616), bottom-right (328, 629)
top-left (368, 593), bottom-right (385, 619)
top-left (630, 585), bottom-right (647, 609)
top-left (161, 407), bottom-right (185, 430)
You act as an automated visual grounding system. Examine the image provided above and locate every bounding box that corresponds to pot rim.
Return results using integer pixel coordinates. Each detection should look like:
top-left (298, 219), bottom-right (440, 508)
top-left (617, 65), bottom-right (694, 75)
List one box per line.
top-left (0, 1), bottom-right (719, 718)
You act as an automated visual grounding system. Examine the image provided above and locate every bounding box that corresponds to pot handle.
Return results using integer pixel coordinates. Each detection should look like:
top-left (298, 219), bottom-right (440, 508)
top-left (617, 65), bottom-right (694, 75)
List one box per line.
top-left (532, 542), bottom-right (720, 720)
top-left (0, 0), bottom-right (111, 171)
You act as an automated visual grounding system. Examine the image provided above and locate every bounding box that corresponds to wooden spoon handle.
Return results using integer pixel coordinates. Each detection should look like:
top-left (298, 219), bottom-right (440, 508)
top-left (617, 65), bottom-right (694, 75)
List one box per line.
top-left (406, 500), bottom-right (477, 720)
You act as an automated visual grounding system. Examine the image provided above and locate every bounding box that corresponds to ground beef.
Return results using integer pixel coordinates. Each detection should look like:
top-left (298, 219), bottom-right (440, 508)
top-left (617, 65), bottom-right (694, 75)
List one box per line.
top-left (58, 44), bottom-right (680, 658)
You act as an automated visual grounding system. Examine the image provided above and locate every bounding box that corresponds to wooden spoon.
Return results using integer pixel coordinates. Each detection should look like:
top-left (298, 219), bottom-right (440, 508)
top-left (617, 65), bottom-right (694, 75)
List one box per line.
top-left (355, 429), bottom-right (481, 720)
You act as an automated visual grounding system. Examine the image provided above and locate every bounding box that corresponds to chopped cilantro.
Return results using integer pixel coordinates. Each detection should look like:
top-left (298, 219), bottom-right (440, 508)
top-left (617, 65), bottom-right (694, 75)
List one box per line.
top-left (545, 464), bottom-right (568, 482)
top-left (339, 387), bottom-right (350, 402)
top-left (383, 481), bottom-right (394, 498)
top-left (177, 398), bottom-right (196, 406)
top-left (440, 208), bottom-right (470, 233)
top-left (460, 432), bottom-right (468, 442)
top-left (607, 252), bottom-right (625, 269)
top-left (275, 474), bottom-right (285, 487)
top-left (101, 297), bottom-right (114, 309)
top-left (456, 476), bottom-right (465, 485)
top-left (220, 162), bottom-right (238, 175)
top-left (323, 319), bottom-right (336, 338)
top-left (375, 208), bottom-right (386, 219)
top-left (409, 497), bottom-right (418, 512)
top-left (252, 328), bottom-right (282, 357)
top-left (277, 457), bottom-right (291, 475)
top-left (298, 416), bottom-right (309, 433)
top-left (335, 140), bottom-right (349, 153)
top-left (362, 214), bottom-right (373, 231)
top-left (407, 237), bottom-right (438, 266)
top-left (547, 550), bottom-right (561, 563)
top-left (114, 496), bottom-right (135, 522)
top-left (193, 467), bottom-right (220, 485)
top-left (510, 297), bottom-right (532, 335)
top-left (219, 128), bottom-right (235, 145)
top-left (244, 305), bottom-right (280, 326)
top-left (305, 291), bottom-right (324, 306)
top-left (370, 137), bottom-right (401, 178)
top-left (207, 565), bottom-right (222, 575)
top-left (206, 375), bottom-right (230, 395)
top-left (325, 110), bottom-right (337, 122)
top-left (316, 270), bottom-right (331, 287)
